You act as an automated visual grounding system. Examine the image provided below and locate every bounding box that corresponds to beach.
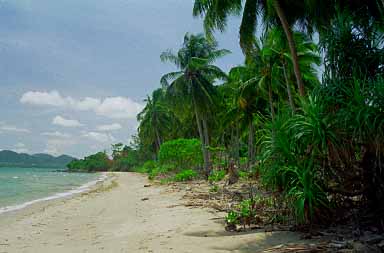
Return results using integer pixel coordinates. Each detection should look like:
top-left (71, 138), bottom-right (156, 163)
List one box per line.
top-left (0, 173), bottom-right (309, 253)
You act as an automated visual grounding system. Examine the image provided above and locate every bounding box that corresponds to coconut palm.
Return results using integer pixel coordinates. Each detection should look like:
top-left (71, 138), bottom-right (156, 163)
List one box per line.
top-left (160, 33), bottom-right (230, 175)
top-left (193, 0), bottom-right (308, 96)
top-left (137, 88), bottom-right (174, 155)
top-left (266, 28), bottom-right (321, 111)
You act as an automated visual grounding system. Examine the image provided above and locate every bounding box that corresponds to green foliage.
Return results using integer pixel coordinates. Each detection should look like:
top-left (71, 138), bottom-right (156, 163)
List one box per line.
top-left (209, 184), bottom-right (219, 192)
top-left (173, 169), bottom-right (198, 182)
top-left (67, 152), bottom-right (111, 172)
top-left (134, 2), bottom-right (384, 227)
top-left (140, 160), bottom-right (158, 173)
top-left (208, 170), bottom-right (226, 183)
top-left (148, 165), bottom-right (174, 180)
top-left (238, 171), bottom-right (250, 180)
top-left (226, 211), bottom-right (239, 225)
top-left (158, 138), bottom-right (203, 169)
top-left (111, 145), bottom-right (142, 172)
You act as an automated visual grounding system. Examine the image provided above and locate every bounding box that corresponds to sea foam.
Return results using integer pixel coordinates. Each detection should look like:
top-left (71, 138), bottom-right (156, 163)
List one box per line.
top-left (0, 173), bottom-right (108, 215)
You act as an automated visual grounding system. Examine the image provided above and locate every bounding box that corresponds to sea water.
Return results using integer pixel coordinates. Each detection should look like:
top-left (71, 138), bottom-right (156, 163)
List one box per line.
top-left (0, 167), bottom-right (104, 214)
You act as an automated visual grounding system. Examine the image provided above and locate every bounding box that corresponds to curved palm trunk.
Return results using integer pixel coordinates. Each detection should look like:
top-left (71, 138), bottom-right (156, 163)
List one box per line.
top-left (235, 122), bottom-right (240, 168)
top-left (202, 117), bottom-right (212, 170)
top-left (155, 128), bottom-right (162, 153)
top-left (193, 100), bottom-right (210, 177)
top-left (247, 120), bottom-right (255, 170)
top-left (282, 61), bottom-right (296, 111)
top-left (272, 0), bottom-right (305, 97)
top-left (268, 82), bottom-right (275, 121)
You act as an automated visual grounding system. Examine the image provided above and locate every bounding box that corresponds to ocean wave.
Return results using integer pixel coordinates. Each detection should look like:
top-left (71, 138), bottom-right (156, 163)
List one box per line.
top-left (0, 173), bottom-right (108, 215)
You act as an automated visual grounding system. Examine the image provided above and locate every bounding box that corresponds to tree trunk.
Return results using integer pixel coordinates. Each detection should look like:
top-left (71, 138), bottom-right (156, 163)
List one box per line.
top-left (235, 122), bottom-right (240, 169)
top-left (247, 120), bottom-right (255, 170)
top-left (155, 128), bottom-right (162, 153)
top-left (273, 0), bottom-right (305, 96)
top-left (202, 117), bottom-right (212, 173)
top-left (282, 61), bottom-right (296, 111)
top-left (268, 81), bottom-right (275, 121)
top-left (193, 102), bottom-right (210, 177)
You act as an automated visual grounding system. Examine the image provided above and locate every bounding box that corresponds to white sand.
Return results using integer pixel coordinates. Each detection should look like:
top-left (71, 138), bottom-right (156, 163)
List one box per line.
top-left (0, 172), bottom-right (308, 252)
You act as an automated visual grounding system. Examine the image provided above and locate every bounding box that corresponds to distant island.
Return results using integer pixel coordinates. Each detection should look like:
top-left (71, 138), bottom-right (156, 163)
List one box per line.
top-left (0, 150), bottom-right (76, 168)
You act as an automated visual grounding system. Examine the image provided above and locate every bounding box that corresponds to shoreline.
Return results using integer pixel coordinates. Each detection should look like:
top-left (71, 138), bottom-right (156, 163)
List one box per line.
top-left (0, 172), bottom-right (109, 215)
top-left (0, 172), bottom-right (315, 252)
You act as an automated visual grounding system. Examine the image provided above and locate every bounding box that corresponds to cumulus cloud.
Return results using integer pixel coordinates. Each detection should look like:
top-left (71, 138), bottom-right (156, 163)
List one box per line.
top-left (20, 90), bottom-right (143, 119)
top-left (83, 131), bottom-right (115, 143)
top-left (52, 116), bottom-right (83, 127)
top-left (95, 97), bottom-right (143, 119)
top-left (41, 131), bottom-right (71, 138)
top-left (0, 122), bottom-right (30, 133)
top-left (96, 123), bottom-right (122, 131)
top-left (20, 90), bottom-right (67, 107)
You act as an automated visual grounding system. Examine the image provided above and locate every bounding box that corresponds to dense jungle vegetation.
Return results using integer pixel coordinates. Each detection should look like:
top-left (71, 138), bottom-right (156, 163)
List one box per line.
top-left (68, 1), bottom-right (384, 229)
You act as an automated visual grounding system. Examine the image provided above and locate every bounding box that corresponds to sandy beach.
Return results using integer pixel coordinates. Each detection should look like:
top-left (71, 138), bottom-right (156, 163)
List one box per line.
top-left (0, 173), bottom-right (310, 253)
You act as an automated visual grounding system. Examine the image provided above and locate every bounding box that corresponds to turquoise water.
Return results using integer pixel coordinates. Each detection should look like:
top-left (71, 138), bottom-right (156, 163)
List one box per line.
top-left (0, 167), bottom-right (101, 213)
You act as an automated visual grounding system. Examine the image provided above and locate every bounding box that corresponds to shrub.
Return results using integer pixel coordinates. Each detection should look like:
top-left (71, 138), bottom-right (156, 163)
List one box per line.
top-left (209, 184), bottom-right (219, 192)
top-left (226, 211), bottom-right (239, 225)
top-left (148, 165), bottom-right (173, 180)
top-left (208, 170), bottom-right (226, 183)
top-left (67, 152), bottom-right (111, 172)
top-left (141, 160), bottom-right (157, 173)
top-left (173, 169), bottom-right (198, 182)
top-left (158, 138), bottom-right (203, 169)
top-left (238, 171), bottom-right (250, 180)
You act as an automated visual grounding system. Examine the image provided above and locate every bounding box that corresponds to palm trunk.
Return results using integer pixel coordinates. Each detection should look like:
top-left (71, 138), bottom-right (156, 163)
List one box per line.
top-left (202, 117), bottom-right (211, 172)
top-left (282, 61), bottom-right (296, 111)
top-left (193, 101), bottom-right (210, 177)
top-left (155, 128), bottom-right (162, 153)
top-left (273, 0), bottom-right (305, 97)
top-left (268, 82), bottom-right (275, 121)
top-left (247, 120), bottom-right (255, 170)
top-left (235, 122), bottom-right (240, 169)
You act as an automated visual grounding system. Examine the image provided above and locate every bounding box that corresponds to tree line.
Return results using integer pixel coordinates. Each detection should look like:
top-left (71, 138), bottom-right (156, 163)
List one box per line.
top-left (70, 1), bottom-right (384, 226)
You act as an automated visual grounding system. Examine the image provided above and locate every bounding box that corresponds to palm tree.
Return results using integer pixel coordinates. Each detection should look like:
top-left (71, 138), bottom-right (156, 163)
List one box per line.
top-left (223, 65), bottom-right (268, 169)
top-left (193, 0), bottom-right (383, 97)
top-left (160, 33), bottom-right (230, 175)
top-left (137, 88), bottom-right (174, 155)
top-left (266, 28), bottom-right (321, 111)
top-left (193, 0), bottom-right (307, 96)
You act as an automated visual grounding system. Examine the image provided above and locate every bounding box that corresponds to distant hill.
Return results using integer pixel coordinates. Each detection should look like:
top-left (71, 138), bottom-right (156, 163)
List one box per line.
top-left (0, 150), bottom-right (76, 168)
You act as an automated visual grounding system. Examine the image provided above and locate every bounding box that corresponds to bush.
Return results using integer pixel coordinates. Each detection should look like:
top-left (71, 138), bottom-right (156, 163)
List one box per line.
top-left (173, 169), bottom-right (198, 182)
top-left (141, 160), bottom-right (157, 173)
top-left (208, 170), bottom-right (226, 183)
top-left (148, 165), bottom-right (173, 180)
top-left (67, 152), bottom-right (111, 172)
top-left (158, 138), bottom-right (203, 169)
top-left (238, 171), bottom-right (250, 180)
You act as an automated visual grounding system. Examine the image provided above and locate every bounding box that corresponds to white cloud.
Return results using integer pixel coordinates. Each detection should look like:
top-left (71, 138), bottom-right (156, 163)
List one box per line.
top-left (52, 116), bottom-right (83, 127)
top-left (96, 123), bottom-right (122, 131)
top-left (20, 90), bottom-right (67, 107)
top-left (44, 138), bottom-right (77, 156)
top-left (20, 91), bottom-right (143, 119)
top-left (95, 97), bottom-right (143, 119)
top-left (0, 122), bottom-right (30, 133)
top-left (83, 131), bottom-right (115, 143)
top-left (75, 97), bottom-right (101, 111)
top-left (41, 131), bottom-right (71, 138)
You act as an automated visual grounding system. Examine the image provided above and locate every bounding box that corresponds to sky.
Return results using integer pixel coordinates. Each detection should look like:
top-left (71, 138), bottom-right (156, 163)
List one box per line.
top-left (0, 0), bottom-right (244, 158)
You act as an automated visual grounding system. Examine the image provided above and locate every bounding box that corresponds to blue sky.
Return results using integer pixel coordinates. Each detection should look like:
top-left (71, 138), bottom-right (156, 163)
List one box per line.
top-left (0, 0), bottom-right (243, 158)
